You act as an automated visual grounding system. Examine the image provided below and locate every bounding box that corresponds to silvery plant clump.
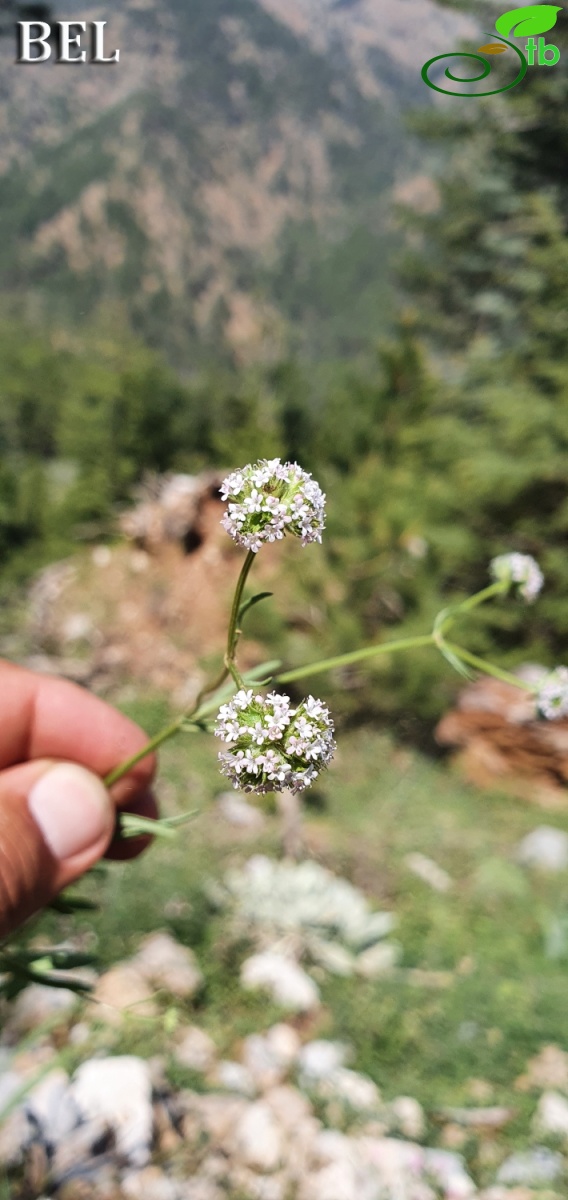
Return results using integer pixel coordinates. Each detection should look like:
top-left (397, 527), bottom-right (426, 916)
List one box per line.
top-left (212, 855), bottom-right (399, 977)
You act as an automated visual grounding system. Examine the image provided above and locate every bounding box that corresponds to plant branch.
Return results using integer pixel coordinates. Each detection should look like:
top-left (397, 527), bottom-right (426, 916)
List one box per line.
top-left (442, 642), bottom-right (536, 691)
top-left (276, 634), bottom-right (435, 684)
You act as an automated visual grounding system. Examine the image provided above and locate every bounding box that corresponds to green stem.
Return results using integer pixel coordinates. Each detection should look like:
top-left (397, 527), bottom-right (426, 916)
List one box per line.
top-left (437, 580), bottom-right (508, 635)
top-left (104, 716), bottom-right (186, 788)
top-left (192, 664), bottom-right (230, 715)
top-left (102, 565), bottom-right (518, 791)
top-left (227, 550), bottom-right (256, 660)
top-left (228, 661), bottom-right (247, 689)
top-left (443, 641), bottom-right (535, 691)
top-left (454, 580), bottom-right (507, 614)
top-left (276, 634), bottom-right (435, 684)
top-left (104, 550), bottom-right (258, 790)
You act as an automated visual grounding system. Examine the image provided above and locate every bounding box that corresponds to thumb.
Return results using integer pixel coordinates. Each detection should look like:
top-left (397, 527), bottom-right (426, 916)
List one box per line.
top-left (0, 760), bottom-right (115, 937)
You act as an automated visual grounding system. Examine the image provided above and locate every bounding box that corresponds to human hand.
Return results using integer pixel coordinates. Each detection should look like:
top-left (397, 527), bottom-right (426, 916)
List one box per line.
top-left (0, 661), bottom-right (158, 938)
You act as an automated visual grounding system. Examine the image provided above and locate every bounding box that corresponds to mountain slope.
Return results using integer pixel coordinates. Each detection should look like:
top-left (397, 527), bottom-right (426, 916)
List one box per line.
top-left (0, 0), bottom-right (473, 366)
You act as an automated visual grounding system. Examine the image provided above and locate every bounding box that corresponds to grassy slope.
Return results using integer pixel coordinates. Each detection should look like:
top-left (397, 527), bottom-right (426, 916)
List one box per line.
top-left (32, 689), bottom-right (568, 1188)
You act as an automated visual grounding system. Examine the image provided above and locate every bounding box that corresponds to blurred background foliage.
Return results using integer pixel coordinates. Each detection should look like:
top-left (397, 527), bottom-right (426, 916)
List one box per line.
top-left (1, 1), bottom-right (568, 741)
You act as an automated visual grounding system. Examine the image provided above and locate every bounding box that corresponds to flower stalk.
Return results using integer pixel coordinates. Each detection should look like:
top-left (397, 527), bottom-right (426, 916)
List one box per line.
top-left (102, 464), bottom-right (550, 821)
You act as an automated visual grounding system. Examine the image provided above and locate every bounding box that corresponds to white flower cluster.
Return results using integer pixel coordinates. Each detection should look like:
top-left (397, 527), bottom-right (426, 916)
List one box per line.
top-left (490, 553), bottom-right (544, 602)
top-left (536, 667), bottom-right (568, 721)
top-left (215, 689), bottom-right (335, 793)
top-left (220, 458), bottom-right (326, 552)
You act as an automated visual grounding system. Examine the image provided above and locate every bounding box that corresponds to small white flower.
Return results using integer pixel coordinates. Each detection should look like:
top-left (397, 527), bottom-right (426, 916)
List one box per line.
top-left (490, 553), bottom-right (544, 602)
top-left (221, 458), bottom-right (326, 552)
top-left (536, 667), bottom-right (568, 720)
top-left (215, 689), bottom-right (335, 793)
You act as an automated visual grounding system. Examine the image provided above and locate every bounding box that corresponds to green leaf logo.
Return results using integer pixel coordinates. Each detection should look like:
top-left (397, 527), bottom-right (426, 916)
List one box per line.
top-left (495, 4), bottom-right (562, 39)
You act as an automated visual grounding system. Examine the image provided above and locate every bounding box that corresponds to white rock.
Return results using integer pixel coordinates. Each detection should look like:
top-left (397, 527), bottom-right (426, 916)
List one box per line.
top-left (2, 983), bottom-right (78, 1038)
top-left (516, 826), bottom-right (568, 871)
top-left (70, 1056), bottom-right (153, 1166)
top-left (423, 1147), bottom-right (477, 1197)
top-left (300, 1158), bottom-right (381, 1200)
top-left (188, 1093), bottom-right (249, 1142)
top-left (68, 1022), bottom-right (91, 1046)
top-left (243, 1033), bottom-right (288, 1090)
top-left (241, 953), bottom-right (320, 1012)
top-left (356, 942), bottom-right (400, 979)
top-left (532, 1089), bottom-right (568, 1139)
top-left (0, 1108), bottom-right (31, 1167)
top-left (264, 1023), bottom-right (301, 1067)
top-left (89, 963), bottom-right (158, 1025)
top-left (496, 1146), bottom-right (564, 1186)
top-left (213, 1061), bottom-right (257, 1097)
top-left (265, 1085), bottom-right (315, 1135)
top-left (233, 1100), bottom-right (283, 1172)
top-left (131, 932), bottom-right (203, 999)
top-left (242, 1026), bottom-right (299, 1090)
top-left (405, 853), bottom-right (453, 893)
top-left (50, 1116), bottom-right (113, 1180)
top-left (229, 1165), bottom-right (288, 1200)
top-left (217, 793), bottom-right (266, 831)
top-left (0, 1069), bottom-right (29, 1113)
top-left (311, 1128), bottom-right (354, 1166)
top-left (298, 1040), bottom-right (350, 1081)
top-left (319, 1068), bottom-right (382, 1114)
top-left (25, 1067), bottom-right (78, 1146)
top-left (121, 1166), bottom-right (180, 1200)
top-left (174, 1026), bottom-right (216, 1073)
top-left (268, 1105), bottom-right (320, 1182)
top-left (177, 1181), bottom-right (224, 1200)
top-left (359, 1136), bottom-right (425, 1187)
top-left (389, 1095), bottom-right (426, 1141)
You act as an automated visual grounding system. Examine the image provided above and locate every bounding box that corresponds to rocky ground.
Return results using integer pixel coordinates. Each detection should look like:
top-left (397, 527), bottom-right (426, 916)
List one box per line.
top-left (1, 912), bottom-right (568, 1200)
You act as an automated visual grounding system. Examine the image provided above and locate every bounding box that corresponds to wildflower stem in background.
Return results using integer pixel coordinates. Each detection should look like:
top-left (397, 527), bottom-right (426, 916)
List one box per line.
top-left (434, 580), bottom-right (509, 639)
top-left (441, 642), bottom-right (535, 691)
top-left (276, 634), bottom-right (435, 684)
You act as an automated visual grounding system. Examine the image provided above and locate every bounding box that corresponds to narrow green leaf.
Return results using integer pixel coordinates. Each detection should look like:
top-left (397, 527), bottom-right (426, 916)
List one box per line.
top-left (49, 894), bottom-right (99, 914)
top-left (439, 643), bottom-right (474, 681)
top-left (433, 606), bottom-right (454, 636)
top-left (119, 810), bottom-right (199, 839)
top-left (238, 591), bottom-right (273, 622)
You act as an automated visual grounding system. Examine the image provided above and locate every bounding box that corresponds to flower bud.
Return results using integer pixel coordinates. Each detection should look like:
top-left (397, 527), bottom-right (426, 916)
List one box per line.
top-left (490, 553), bottom-right (543, 602)
top-left (536, 666), bottom-right (568, 721)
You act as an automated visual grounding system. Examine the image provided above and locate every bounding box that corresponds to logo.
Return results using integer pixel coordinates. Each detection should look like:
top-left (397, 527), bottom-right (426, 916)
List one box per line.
top-left (422, 4), bottom-right (561, 97)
